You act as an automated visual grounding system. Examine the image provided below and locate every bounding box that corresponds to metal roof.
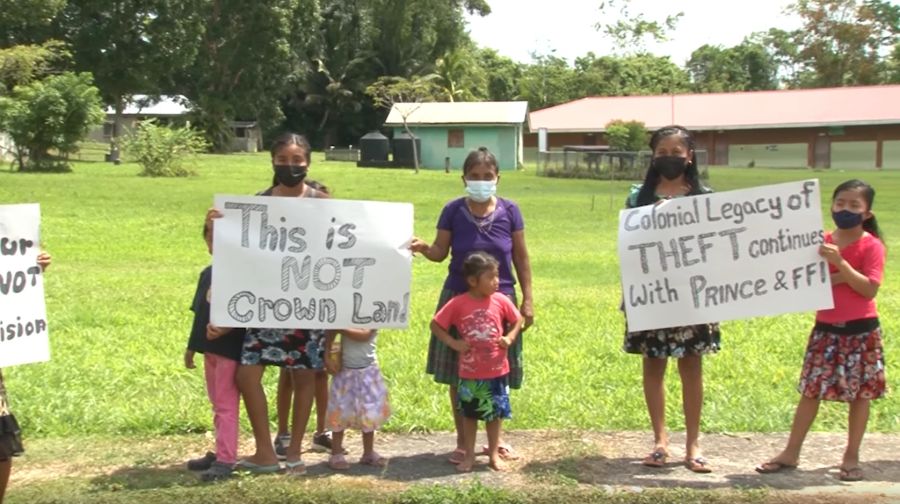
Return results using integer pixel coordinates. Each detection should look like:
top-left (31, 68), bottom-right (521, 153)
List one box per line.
top-left (528, 85), bottom-right (900, 132)
top-left (384, 101), bottom-right (528, 126)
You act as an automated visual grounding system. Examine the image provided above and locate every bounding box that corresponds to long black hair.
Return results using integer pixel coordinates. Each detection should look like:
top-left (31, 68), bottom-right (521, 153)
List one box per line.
top-left (635, 125), bottom-right (705, 206)
top-left (270, 132), bottom-right (312, 186)
top-left (833, 179), bottom-right (883, 241)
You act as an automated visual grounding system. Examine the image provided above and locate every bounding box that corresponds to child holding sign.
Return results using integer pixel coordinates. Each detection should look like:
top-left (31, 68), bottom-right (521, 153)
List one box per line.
top-left (622, 126), bottom-right (719, 473)
top-left (431, 252), bottom-right (523, 472)
top-left (756, 179), bottom-right (886, 482)
top-left (322, 329), bottom-right (390, 470)
top-left (0, 251), bottom-right (49, 504)
top-left (184, 223), bottom-right (246, 481)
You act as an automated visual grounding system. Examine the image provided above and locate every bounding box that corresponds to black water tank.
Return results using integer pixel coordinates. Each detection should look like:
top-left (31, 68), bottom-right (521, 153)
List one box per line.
top-left (392, 131), bottom-right (421, 167)
top-left (359, 131), bottom-right (389, 162)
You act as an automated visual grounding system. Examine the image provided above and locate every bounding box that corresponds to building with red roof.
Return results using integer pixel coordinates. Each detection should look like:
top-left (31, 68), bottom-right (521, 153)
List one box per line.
top-left (527, 85), bottom-right (900, 169)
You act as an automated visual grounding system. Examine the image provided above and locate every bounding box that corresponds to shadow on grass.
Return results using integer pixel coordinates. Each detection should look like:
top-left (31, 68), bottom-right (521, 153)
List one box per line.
top-left (89, 463), bottom-right (201, 492)
top-left (302, 450), bottom-right (479, 482)
top-left (521, 455), bottom-right (900, 491)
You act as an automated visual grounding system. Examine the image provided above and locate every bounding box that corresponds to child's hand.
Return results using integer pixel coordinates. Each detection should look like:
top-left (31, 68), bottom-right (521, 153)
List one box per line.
top-left (206, 324), bottom-right (232, 340)
top-left (205, 208), bottom-right (223, 230)
top-left (818, 243), bottom-right (844, 267)
top-left (37, 251), bottom-right (52, 271)
top-left (450, 339), bottom-right (470, 354)
top-left (499, 336), bottom-right (512, 349)
top-left (184, 349), bottom-right (196, 369)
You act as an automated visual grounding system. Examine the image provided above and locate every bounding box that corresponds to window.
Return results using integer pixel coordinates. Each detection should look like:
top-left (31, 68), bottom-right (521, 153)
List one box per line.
top-left (448, 129), bottom-right (464, 148)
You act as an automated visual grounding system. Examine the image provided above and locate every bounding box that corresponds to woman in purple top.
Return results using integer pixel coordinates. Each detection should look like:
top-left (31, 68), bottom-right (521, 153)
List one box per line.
top-left (411, 147), bottom-right (534, 464)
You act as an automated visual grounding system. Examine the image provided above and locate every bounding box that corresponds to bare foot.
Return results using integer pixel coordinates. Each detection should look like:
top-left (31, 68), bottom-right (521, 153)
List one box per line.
top-left (456, 456), bottom-right (475, 473)
top-left (488, 457), bottom-right (508, 471)
top-left (240, 453), bottom-right (279, 466)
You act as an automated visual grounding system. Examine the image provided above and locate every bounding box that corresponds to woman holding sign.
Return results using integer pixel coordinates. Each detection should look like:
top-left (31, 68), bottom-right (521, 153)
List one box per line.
top-left (411, 147), bottom-right (534, 465)
top-left (0, 251), bottom-right (50, 503)
top-left (622, 126), bottom-right (719, 473)
top-left (205, 133), bottom-right (328, 476)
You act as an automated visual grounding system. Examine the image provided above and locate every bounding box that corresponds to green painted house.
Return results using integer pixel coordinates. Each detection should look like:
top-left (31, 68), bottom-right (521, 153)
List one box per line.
top-left (384, 101), bottom-right (528, 171)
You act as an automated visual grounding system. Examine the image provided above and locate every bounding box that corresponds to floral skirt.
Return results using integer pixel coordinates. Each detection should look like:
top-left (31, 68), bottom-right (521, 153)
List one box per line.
top-left (624, 323), bottom-right (721, 358)
top-left (326, 364), bottom-right (391, 433)
top-left (240, 328), bottom-right (324, 370)
top-left (457, 376), bottom-right (511, 422)
top-left (798, 320), bottom-right (886, 402)
top-left (426, 288), bottom-right (523, 388)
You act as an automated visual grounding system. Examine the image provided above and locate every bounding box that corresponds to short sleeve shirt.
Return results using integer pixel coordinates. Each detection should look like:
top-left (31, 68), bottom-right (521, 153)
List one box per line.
top-left (437, 197), bottom-right (524, 295)
top-left (433, 292), bottom-right (521, 379)
top-left (187, 266), bottom-right (245, 361)
top-left (816, 232), bottom-right (885, 324)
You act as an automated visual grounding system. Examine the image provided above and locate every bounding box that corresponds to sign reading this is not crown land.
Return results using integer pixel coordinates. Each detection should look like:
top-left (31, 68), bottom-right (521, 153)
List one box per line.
top-left (618, 179), bottom-right (834, 332)
top-left (210, 195), bottom-right (413, 329)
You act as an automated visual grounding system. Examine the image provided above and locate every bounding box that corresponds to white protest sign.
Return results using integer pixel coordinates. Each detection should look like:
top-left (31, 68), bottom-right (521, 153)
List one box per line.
top-left (618, 179), bottom-right (833, 332)
top-left (211, 195), bottom-right (413, 329)
top-left (0, 204), bottom-right (51, 367)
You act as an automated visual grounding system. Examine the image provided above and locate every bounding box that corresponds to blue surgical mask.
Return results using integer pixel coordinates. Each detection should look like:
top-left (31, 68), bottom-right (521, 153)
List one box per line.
top-left (465, 180), bottom-right (496, 203)
top-left (832, 209), bottom-right (864, 229)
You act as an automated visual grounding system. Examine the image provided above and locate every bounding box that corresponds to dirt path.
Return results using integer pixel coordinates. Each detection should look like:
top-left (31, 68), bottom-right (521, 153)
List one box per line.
top-left (10, 431), bottom-right (900, 501)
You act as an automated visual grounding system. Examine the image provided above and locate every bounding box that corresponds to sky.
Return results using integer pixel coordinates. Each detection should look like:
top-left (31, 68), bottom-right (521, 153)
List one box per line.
top-left (465, 0), bottom-right (801, 66)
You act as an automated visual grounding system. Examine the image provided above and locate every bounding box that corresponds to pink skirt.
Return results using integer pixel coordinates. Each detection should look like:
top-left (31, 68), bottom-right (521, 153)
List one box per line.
top-left (326, 364), bottom-right (390, 433)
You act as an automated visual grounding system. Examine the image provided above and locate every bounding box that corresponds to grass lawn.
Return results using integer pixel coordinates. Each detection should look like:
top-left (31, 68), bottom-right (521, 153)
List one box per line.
top-left (0, 154), bottom-right (897, 440)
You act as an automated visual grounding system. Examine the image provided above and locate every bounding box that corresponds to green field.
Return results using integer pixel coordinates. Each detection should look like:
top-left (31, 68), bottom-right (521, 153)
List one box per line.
top-left (1, 154), bottom-right (897, 438)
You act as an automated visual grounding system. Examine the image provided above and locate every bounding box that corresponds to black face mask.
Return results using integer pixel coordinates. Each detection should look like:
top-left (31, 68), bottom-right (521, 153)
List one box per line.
top-left (273, 164), bottom-right (308, 187)
top-left (653, 156), bottom-right (688, 181)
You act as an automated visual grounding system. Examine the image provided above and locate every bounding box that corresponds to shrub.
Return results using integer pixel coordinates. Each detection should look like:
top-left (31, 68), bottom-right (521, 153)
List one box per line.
top-left (0, 71), bottom-right (104, 171)
top-left (605, 119), bottom-right (648, 152)
top-left (122, 120), bottom-right (208, 177)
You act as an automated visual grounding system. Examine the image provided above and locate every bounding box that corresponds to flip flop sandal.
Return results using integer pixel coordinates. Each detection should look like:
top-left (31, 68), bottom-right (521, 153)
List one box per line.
top-left (839, 467), bottom-right (864, 482)
top-left (328, 454), bottom-right (350, 471)
top-left (283, 460), bottom-right (307, 476)
top-left (642, 449), bottom-right (668, 468)
top-left (359, 452), bottom-right (388, 467)
top-left (481, 444), bottom-right (520, 461)
top-left (234, 459), bottom-right (282, 474)
top-left (448, 448), bottom-right (466, 465)
top-left (685, 457), bottom-right (713, 474)
top-left (755, 461), bottom-right (797, 474)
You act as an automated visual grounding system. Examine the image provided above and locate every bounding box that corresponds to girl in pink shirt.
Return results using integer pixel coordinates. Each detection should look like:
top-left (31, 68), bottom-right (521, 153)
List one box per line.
top-left (757, 179), bottom-right (886, 482)
top-left (431, 252), bottom-right (523, 473)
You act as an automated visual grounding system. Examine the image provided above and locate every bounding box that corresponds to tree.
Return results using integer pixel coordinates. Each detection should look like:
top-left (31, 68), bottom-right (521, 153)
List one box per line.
top-left (289, 0), bottom-right (370, 148)
top-left (758, 0), bottom-right (899, 87)
top-left (0, 72), bottom-right (104, 171)
top-left (56, 0), bottom-right (203, 144)
top-left (367, 0), bottom-right (489, 77)
top-left (596, 0), bottom-right (683, 54)
top-left (476, 48), bottom-right (522, 102)
top-left (605, 119), bottom-right (647, 151)
top-left (573, 52), bottom-right (690, 97)
top-left (178, 0), bottom-right (308, 151)
top-left (687, 41), bottom-right (778, 92)
top-left (433, 39), bottom-right (487, 102)
top-left (0, 40), bottom-right (69, 94)
top-left (518, 51), bottom-right (577, 110)
top-left (0, 0), bottom-right (66, 47)
top-left (365, 75), bottom-right (446, 173)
